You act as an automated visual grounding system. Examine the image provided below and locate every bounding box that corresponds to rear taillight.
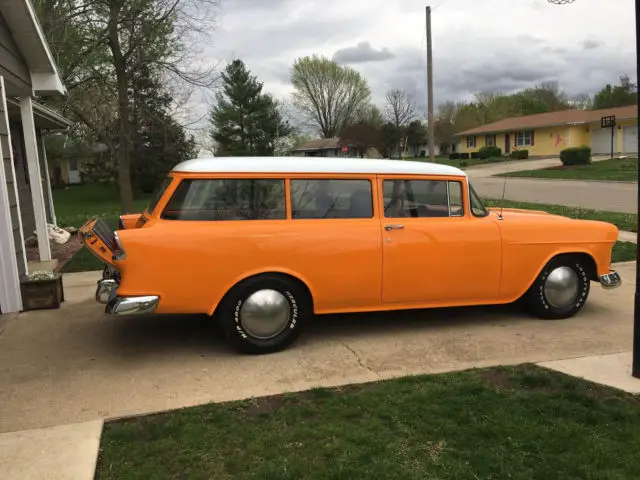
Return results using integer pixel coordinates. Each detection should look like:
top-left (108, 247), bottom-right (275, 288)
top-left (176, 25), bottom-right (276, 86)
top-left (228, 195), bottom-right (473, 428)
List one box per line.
top-left (112, 232), bottom-right (126, 261)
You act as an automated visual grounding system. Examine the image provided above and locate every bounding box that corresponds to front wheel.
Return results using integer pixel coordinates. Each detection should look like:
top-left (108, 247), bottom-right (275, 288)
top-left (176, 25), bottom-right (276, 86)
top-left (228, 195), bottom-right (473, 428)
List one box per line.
top-left (216, 274), bottom-right (310, 354)
top-left (524, 257), bottom-right (590, 320)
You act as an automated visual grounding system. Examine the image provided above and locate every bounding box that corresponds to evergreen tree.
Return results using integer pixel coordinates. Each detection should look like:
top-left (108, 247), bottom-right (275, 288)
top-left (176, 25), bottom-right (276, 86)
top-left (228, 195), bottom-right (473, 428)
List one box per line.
top-left (210, 59), bottom-right (291, 156)
top-left (593, 75), bottom-right (638, 109)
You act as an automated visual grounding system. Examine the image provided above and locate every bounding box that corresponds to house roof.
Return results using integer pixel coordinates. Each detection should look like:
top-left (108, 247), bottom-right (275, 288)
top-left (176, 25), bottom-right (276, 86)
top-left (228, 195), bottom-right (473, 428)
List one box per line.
top-left (173, 156), bottom-right (466, 177)
top-left (0, 0), bottom-right (65, 95)
top-left (292, 137), bottom-right (342, 151)
top-left (456, 104), bottom-right (638, 136)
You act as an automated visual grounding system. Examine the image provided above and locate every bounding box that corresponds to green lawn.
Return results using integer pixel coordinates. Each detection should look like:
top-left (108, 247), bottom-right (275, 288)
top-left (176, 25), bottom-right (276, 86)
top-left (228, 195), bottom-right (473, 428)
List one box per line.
top-left (483, 198), bottom-right (638, 233)
top-left (53, 184), bottom-right (152, 228)
top-left (95, 364), bottom-right (640, 480)
top-left (612, 241), bottom-right (637, 262)
top-left (498, 157), bottom-right (638, 182)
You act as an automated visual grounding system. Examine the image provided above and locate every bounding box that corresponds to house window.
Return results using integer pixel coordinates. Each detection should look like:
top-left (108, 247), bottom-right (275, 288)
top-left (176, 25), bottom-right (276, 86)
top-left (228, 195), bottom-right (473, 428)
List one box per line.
top-left (290, 179), bottom-right (373, 219)
top-left (516, 131), bottom-right (533, 147)
top-left (485, 135), bottom-right (496, 146)
top-left (466, 136), bottom-right (476, 148)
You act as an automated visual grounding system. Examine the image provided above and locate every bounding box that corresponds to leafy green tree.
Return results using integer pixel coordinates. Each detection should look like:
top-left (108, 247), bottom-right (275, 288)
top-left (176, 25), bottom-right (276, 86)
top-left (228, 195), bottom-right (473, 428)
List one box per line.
top-left (210, 60), bottom-right (292, 156)
top-left (406, 120), bottom-right (427, 157)
top-left (291, 55), bottom-right (371, 138)
top-left (593, 75), bottom-right (638, 109)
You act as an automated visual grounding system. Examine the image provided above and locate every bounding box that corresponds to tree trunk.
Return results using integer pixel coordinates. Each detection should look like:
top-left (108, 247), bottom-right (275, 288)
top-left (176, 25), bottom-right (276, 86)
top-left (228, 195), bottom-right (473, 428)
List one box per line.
top-left (108, 2), bottom-right (134, 213)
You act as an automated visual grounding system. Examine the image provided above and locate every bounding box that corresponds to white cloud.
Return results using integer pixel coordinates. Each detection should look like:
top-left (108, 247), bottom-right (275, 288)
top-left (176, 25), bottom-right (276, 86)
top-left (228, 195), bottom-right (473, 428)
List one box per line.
top-left (188, 0), bottom-right (636, 130)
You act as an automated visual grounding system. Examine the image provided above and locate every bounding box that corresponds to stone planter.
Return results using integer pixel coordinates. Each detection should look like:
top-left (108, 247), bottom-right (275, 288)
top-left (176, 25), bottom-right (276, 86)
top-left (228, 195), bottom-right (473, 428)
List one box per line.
top-left (20, 272), bottom-right (65, 311)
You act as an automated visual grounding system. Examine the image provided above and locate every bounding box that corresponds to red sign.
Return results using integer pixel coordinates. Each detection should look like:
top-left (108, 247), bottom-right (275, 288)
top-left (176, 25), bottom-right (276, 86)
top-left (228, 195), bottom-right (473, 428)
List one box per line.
top-left (341, 146), bottom-right (348, 153)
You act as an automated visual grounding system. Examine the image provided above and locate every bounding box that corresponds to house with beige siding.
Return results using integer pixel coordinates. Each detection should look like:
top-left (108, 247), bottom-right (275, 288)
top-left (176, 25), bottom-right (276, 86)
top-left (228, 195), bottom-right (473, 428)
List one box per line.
top-left (456, 105), bottom-right (638, 157)
top-left (0, 0), bottom-right (71, 314)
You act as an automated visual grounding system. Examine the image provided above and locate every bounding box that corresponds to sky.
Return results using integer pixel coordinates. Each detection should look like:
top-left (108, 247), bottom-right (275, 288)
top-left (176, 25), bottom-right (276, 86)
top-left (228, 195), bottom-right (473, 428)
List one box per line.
top-left (187, 0), bottom-right (637, 137)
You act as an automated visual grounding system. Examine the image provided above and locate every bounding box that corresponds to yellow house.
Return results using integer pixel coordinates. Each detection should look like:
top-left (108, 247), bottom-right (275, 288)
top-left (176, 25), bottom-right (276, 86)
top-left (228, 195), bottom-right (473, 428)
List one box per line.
top-left (456, 104), bottom-right (638, 157)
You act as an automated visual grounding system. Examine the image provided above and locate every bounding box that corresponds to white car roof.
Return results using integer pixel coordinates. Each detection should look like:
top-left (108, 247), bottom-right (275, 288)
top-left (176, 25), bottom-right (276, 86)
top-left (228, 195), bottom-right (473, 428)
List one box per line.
top-left (172, 156), bottom-right (466, 177)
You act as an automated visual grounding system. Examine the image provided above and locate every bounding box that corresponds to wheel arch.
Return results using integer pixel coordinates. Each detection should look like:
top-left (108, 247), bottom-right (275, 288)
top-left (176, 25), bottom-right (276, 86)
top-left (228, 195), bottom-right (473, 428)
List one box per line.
top-left (516, 250), bottom-right (598, 301)
top-left (209, 269), bottom-right (315, 317)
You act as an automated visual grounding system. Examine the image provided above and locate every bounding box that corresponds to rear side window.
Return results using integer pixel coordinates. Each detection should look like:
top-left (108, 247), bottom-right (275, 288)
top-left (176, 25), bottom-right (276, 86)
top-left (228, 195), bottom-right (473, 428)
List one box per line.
top-left (290, 179), bottom-right (373, 219)
top-left (147, 176), bottom-right (174, 215)
top-left (162, 179), bottom-right (286, 221)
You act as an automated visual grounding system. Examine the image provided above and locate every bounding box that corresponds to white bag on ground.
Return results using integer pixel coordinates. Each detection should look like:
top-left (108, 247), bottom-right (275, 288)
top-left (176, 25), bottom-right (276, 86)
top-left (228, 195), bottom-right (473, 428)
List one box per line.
top-left (46, 224), bottom-right (71, 245)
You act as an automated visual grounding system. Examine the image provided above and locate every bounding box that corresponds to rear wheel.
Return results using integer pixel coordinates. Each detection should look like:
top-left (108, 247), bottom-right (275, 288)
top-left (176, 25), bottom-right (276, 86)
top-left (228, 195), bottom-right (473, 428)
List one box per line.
top-left (524, 257), bottom-right (590, 320)
top-left (216, 274), bottom-right (310, 354)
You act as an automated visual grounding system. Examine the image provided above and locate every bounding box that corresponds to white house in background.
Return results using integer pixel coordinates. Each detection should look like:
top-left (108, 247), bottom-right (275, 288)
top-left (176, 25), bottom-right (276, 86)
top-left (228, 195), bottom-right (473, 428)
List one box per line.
top-left (0, 0), bottom-right (71, 314)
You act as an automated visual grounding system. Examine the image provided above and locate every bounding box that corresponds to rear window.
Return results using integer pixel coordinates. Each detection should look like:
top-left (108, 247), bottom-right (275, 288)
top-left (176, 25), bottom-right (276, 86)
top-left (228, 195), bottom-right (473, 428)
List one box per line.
top-left (161, 179), bottom-right (286, 221)
top-left (147, 176), bottom-right (174, 214)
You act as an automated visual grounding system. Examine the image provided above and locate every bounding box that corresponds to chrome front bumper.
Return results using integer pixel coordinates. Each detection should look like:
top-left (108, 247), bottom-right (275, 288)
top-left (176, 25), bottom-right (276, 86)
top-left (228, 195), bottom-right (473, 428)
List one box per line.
top-left (600, 271), bottom-right (622, 290)
top-left (96, 278), bottom-right (159, 315)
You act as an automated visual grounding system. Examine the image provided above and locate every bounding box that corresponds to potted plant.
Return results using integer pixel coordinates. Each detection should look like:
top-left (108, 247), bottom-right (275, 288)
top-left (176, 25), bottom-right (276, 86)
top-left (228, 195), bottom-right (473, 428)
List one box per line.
top-left (20, 271), bottom-right (65, 311)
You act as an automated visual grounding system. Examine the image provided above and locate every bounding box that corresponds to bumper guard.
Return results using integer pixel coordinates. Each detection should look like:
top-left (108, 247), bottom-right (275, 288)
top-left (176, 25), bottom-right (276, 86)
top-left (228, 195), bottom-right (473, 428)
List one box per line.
top-left (96, 278), bottom-right (159, 315)
top-left (600, 271), bottom-right (621, 290)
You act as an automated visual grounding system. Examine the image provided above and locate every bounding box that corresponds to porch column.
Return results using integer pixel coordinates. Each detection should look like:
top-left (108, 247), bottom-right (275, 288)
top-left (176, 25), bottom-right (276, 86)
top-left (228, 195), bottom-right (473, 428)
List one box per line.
top-left (0, 77), bottom-right (22, 312)
top-left (20, 97), bottom-right (51, 261)
top-left (39, 133), bottom-right (56, 225)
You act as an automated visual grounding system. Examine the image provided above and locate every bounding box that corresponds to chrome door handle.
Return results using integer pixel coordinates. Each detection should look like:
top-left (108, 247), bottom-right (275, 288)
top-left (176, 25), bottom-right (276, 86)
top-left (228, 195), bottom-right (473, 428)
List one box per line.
top-left (385, 224), bottom-right (404, 231)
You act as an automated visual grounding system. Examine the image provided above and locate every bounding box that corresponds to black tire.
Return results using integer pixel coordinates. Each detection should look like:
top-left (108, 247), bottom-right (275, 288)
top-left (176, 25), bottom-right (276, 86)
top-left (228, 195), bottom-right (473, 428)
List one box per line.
top-left (524, 256), bottom-right (590, 320)
top-left (216, 274), bottom-right (310, 354)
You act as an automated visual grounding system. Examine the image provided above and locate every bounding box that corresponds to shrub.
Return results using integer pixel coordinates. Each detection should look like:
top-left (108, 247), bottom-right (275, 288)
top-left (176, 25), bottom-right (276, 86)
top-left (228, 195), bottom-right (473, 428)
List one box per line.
top-left (460, 160), bottom-right (469, 167)
top-left (449, 152), bottom-right (460, 160)
top-left (458, 152), bottom-right (470, 159)
top-left (560, 146), bottom-right (592, 166)
top-left (510, 150), bottom-right (529, 159)
top-left (478, 146), bottom-right (502, 159)
top-left (470, 151), bottom-right (481, 159)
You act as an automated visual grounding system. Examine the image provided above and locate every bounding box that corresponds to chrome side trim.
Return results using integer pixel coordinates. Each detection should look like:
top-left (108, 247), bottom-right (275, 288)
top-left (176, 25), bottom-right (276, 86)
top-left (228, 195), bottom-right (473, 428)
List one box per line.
top-left (112, 231), bottom-right (126, 260)
top-left (106, 296), bottom-right (159, 315)
top-left (600, 271), bottom-right (622, 290)
top-left (96, 279), bottom-right (118, 304)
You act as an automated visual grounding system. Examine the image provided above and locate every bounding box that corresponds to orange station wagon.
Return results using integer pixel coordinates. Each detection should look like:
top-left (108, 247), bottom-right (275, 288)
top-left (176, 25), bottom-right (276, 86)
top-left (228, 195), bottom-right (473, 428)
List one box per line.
top-left (80, 157), bottom-right (622, 354)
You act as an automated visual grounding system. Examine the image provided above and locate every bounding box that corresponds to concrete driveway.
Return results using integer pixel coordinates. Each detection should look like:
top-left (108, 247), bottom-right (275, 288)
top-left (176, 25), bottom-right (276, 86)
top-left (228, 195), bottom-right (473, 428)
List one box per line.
top-left (0, 263), bottom-right (634, 434)
top-left (465, 157), bottom-right (638, 213)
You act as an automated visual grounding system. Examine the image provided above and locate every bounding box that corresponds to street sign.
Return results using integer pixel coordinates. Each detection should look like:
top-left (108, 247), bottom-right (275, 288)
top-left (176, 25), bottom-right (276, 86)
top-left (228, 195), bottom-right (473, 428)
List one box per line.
top-left (601, 115), bottom-right (616, 128)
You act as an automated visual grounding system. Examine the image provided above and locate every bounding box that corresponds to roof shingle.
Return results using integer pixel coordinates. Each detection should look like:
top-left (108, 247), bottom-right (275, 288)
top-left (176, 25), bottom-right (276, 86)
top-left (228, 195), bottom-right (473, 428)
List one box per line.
top-left (456, 104), bottom-right (637, 136)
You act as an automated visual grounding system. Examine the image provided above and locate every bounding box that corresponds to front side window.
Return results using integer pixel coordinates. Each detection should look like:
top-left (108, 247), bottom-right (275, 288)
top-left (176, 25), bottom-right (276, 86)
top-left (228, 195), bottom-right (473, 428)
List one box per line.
top-left (162, 179), bottom-right (286, 221)
top-left (485, 134), bottom-right (495, 146)
top-left (383, 179), bottom-right (464, 218)
top-left (290, 179), bottom-right (373, 219)
top-left (516, 131), bottom-right (532, 146)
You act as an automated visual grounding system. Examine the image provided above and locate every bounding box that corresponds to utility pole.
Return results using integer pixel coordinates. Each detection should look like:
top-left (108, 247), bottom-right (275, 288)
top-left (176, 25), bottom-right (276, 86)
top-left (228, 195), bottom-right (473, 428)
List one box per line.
top-left (426, 6), bottom-right (436, 163)
top-left (632, 0), bottom-right (640, 378)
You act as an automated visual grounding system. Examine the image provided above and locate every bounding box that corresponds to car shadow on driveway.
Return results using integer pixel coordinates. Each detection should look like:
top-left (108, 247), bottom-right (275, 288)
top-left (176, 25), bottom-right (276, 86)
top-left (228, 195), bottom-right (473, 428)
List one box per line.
top-left (97, 302), bottom-right (553, 357)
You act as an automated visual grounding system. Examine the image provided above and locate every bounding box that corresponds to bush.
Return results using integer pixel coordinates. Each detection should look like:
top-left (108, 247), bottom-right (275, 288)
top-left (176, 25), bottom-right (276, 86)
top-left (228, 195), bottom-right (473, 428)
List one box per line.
top-left (458, 152), bottom-right (470, 159)
top-left (478, 146), bottom-right (502, 159)
top-left (560, 146), bottom-right (592, 166)
top-left (470, 151), bottom-right (481, 159)
top-left (460, 160), bottom-right (468, 167)
top-left (449, 152), bottom-right (460, 160)
top-left (510, 150), bottom-right (529, 159)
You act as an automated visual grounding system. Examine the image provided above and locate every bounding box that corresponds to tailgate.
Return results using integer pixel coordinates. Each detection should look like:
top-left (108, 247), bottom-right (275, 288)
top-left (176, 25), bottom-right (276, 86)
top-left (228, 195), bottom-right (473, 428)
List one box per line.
top-left (79, 218), bottom-right (119, 266)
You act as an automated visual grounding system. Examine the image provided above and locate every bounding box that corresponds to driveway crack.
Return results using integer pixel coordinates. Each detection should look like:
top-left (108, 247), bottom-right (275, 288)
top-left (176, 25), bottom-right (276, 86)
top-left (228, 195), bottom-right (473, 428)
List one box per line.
top-left (342, 342), bottom-right (379, 378)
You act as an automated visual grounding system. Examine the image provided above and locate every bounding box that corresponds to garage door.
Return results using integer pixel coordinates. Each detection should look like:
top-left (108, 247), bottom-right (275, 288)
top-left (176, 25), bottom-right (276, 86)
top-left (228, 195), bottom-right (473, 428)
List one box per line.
top-left (591, 127), bottom-right (613, 154)
top-left (623, 126), bottom-right (638, 154)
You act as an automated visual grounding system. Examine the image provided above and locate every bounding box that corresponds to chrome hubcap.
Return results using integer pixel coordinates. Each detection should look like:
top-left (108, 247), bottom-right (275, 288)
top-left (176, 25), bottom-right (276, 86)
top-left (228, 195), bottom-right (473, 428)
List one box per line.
top-left (544, 266), bottom-right (579, 309)
top-left (239, 289), bottom-right (291, 340)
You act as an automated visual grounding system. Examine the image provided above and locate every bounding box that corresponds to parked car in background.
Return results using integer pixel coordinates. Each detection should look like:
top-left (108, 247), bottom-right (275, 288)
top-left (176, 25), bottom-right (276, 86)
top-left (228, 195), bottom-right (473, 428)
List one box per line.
top-left (80, 157), bottom-right (621, 354)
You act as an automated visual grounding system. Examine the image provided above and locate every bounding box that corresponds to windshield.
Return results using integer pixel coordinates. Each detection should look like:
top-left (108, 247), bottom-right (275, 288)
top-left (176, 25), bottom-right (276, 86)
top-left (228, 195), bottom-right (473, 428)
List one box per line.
top-left (469, 183), bottom-right (489, 217)
top-left (146, 176), bottom-right (174, 215)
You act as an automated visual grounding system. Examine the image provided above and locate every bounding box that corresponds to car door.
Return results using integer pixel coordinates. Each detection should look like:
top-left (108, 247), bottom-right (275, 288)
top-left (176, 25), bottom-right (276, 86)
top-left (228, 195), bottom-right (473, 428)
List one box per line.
top-left (379, 176), bottom-right (502, 304)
